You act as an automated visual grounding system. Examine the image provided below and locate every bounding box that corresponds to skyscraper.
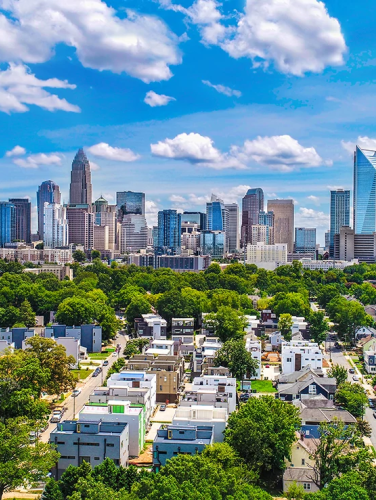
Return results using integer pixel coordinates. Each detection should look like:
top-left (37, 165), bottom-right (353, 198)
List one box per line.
top-left (0, 201), bottom-right (15, 247)
top-left (116, 191), bottom-right (145, 220)
top-left (157, 210), bottom-right (181, 255)
top-left (267, 199), bottom-right (294, 253)
top-left (258, 211), bottom-right (275, 227)
top-left (206, 195), bottom-right (228, 232)
top-left (93, 196), bottom-right (118, 250)
top-left (182, 212), bottom-right (207, 230)
top-left (225, 203), bottom-right (239, 252)
top-left (330, 189), bottom-right (350, 257)
top-left (43, 203), bottom-right (69, 248)
top-left (354, 146), bottom-right (376, 234)
top-left (241, 188), bottom-right (264, 247)
top-left (120, 214), bottom-right (148, 253)
top-left (66, 205), bottom-right (94, 249)
top-left (69, 149), bottom-right (92, 205)
top-left (37, 180), bottom-right (61, 239)
top-left (200, 231), bottom-right (226, 258)
top-left (295, 228), bottom-right (316, 253)
top-left (9, 198), bottom-right (31, 243)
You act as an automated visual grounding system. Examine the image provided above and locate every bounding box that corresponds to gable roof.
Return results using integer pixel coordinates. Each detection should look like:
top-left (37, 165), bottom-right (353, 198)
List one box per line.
top-left (278, 374), bottom-right (336, 396)
top-left (278, 366), bottom-right (325, 384)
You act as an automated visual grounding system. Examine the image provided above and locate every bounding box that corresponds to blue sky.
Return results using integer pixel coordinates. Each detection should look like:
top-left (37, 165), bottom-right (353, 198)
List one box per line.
top-left (0, 0), bottom-right (375, 243)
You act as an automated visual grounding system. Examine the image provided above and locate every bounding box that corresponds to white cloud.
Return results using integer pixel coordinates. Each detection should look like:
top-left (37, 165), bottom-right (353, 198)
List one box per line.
top-left (307, 195), bottom-right (321, 206)
top-left (169, 185), bottom-right (251, 209)
top-left (144, 90), bottom-right (176, 107)
top-left (296, 207), bottom-right (329, 228)
top-left (90, 161), bottom-right (100, 171)
top-left (202, 80), bottom-right (241, 97)
top-left (235, 135), bottom-right (326, 172)
top-left (267, 192), bottom-right (277, 198)
top-left (87, 143), bottom-right (140, 162)
top-left (145, 200), bottom-right (160, 226)
top-left (341, 136), bottom-right (376, 155)
top-left (150, 132), bottom-right (245, 169)
top-left (6, 145), bottom-right (26, 157)
top-left (0, 63), bottom-right (79, 114)
top-left (0, 0), bottom-right (181, 83)
top-left (13, 153), bottom-right (62, 169)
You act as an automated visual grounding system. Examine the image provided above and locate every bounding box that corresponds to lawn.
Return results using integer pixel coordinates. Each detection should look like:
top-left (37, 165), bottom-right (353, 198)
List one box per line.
top-left (89, 352), bottom-right (111, 360)
top-left (251, 380), bottom-right (277, 393)
top-left (71, 369), bottom-right (94, 380)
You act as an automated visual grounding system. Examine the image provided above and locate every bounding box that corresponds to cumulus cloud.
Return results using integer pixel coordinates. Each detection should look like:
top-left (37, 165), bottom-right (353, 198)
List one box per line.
top-left (202, 80), bottom-right (241, 97)
top-left (341, 136), bottom-right (376, 155)
top-left (6, 145), bottom-right (26, 157)
top-left (145, 200), bottom-right (160, 226)
top-left (235, 135), bottom-right (326, 172)
top-left (13, 153), bottom-right (62, 169)
top-left (307, 195), bottom-right (321, 206)
top-left (88, 143), bottom-right (140, 162)
top-left (0, 63), bottom-right (79, 114)
top-left (169, 185), bottom-right (251, 210)
top-left (0, 0), bottom-right (181, 83)
top-left (144, 90), bottom-right (176, 107)
top-left (90, 161), bottom-right (100, 171)
top-left (151, 132), bottom-right (244, 169)
top-left (296, 207), bottom-right (329, 228)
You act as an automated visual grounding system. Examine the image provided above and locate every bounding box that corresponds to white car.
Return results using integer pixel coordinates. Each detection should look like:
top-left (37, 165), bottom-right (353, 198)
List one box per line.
top-left (72, 389), bottom-right (81, 397)
top-left (112, 352), bottom-right (118, 357)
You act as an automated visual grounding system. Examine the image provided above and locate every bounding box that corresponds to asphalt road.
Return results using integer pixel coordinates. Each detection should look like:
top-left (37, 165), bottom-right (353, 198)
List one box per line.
top-left (40, 332), bottom-right (128, 443)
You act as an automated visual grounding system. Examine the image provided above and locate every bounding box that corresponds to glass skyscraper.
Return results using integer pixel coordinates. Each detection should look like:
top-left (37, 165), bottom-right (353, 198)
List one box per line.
top-left (200, 230), bottom-right (226, 258)
top-left (295, 227), bottom-right (316, 253)
top-left (9, 198), bottom-right (31, 243)
top-left (241, 188), bottom-right (264, 247)
top-left (69, 149), bottom-right (92, 205)
top-left (0, 202), bottom-right (15, 247)
top-left (181, 211), bottom-right (207, 230)
top-left (157, 209), bottom-right (181, 255)
top-left (37, 180), bottom-right (61, 239)
top-left (206, 195), bottom-right (228, 231)
top-left (116, 191), bottom-right (145, 219)
top-left (354, 146), bottom-right (376, 234)
top-left (329, 189), bottom-right (350, 257)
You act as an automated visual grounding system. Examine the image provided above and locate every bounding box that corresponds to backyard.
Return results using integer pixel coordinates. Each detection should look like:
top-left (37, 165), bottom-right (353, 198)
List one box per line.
top-left (71, 368), bottom-right (94, 380)
top-left (251, 380), bottom-right (277, 393)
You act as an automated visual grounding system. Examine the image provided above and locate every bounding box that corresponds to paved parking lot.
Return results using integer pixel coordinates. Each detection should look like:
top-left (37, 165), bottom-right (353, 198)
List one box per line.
top-left (151, 405), bottom-right (176, 423)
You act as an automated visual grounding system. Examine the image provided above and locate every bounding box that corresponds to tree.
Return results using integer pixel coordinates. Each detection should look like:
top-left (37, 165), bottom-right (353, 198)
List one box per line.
top-left (309, 311), bottom-right (328, 344)
top-left (0, 418), bottom-right (59, 500)
top-left (327, 364), bottom-right (348, 387)
top-left (19, 299), bottom-right (36, 328)
top-left (269, 292), bottom-right (310, 318)
top-left (225, 396), bottom-right (301, 481)
top-left (91, 250), bottom-right (101, 260)
top-left (55, 296), bottom-right (95, 326)
top-left (214, 339), bottom-right (259, 381)
top-left (123, 338), bottom-right (150, 358)
top-left (204, 306), bottom-right (247, 343)
top-left (335, 382), bottom-right (368, 418)
top-left (278, 313), bottom-right (293, 341)
top-left (125, 295), bottom-right (151, 327)
top-left (327, 297), bottom-right (370, 345)
top-left (286, 481), bottom-right (305, 500)
top-left (72, 250), bottom-right (86, 263)
top-left (306, 472), bottom-right (370, 500)
top-left (356, 418), bottom-right (372, 438)
top-left (316, 285), bottom-right (341, 309)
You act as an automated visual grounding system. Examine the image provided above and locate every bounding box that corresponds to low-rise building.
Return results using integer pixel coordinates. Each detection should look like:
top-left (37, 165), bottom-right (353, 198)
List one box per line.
top-left (171, 318), bottom-right (195, 356)
top-left (134, 314), bottom-right (167, 340)
top-left (276, 369), bottom-right (336, 402)
top-left (24, 264), bottom-right (73, 280)
top-left (282, 341), bottom-right (323, 374)
top-left (0, 339), bottom-right (14, 354)
top-left (283, 433), bottom-right (318, 494)
top-left (245, 242), bottom-right (288, 270)
top-left (245, 339), bottom-right (261, 378)
top-left (181, 376), bottom-right (237, 414)
top-left (299, 258), bottom-right (359, 270)
top-left (193, 338), bottom-right (222, 375)
top-left (153, 424), bottom-right (214, 471)
top-left (54, 337), bottom-right (87, 368)
top-left (156, 255), bottom-right (211, 272)
top-left (145, 340), bottom-right (175, 356)
top-left (0, 327), bottom-right (37, 349)
top-left (50, 420), bottom-right (129, 479)
top-left (172, 406), bottom-right (227, 443)
top-left (44, 324), bottom-right (102, 353)
top-left (201, 313), bottom-right (216, 337)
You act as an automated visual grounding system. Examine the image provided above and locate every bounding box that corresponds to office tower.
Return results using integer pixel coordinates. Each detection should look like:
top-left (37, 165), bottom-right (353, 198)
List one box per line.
top-left (152, 226), bottom-right (158, 247)
top-left (181, 222), bottom-right (200, 252)
top-left (258, 211), bottom-right (274, 227)
top-left (93, 225), bottom-right (109, 251)
top-left (93, 197), bottom-right (118, 250)
top-left (241, 188), bottom-right (264, 247)
top-left (182, 212), bottom-right (207, 230)
top-left (0, 201), bottom-right (15, 247)
top-left (69, 149), bottom-right (92, 205)
top-left (329, 189), bottom-right (350, 257)
top-left (66, 205), bottom-right (94, 249)
top-left (9, 198), bottom-right (31, 243)
top-left (295, 227), bottom-right (316, 253)
top-left (116, 191), bottom-right (145, 221)
top-left (43, 203), bottom-right (68, 248)
top-left (120, 214), bottom-right (148, 253)
top-left (354, 146), bottom-right (376, 234)
top-left (206, 195), bottom-right (228, 232)
top-left (225, 203), bottom-right (239, 252)
top-left (93, 196), bottom-right (108, 220)
top-left (37, 180), bottom-right (61, 239)
top-left (200, 231), bottom-right (226, 258)
top-left (325, 230), bottom-right (330, 252)
top-left (267, 199), bottom-right (294, 253)
top-left (157, 210), bottom-right (181, 255)
top-left (251, 224), bottom-right (274, 245)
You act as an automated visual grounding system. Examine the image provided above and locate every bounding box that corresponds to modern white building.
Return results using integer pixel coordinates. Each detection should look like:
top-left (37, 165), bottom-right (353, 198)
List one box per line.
top-left (245, 242), bottom-right (288, 270)
top-left (188, 376), bottom-right (237, 414)
top-left (245, 339), bottom-right (262, 378)
top-left (173, 405), bottom-right (227, 442)
top-left (54, 337), bottom-right (86, 368)
top-left (135, 314), bottom-right (167, 340)
top-left (282, 341), bottom-right (323, 375)
top-left (43, 203), bottom-right (69, 248)
top-left (244, 315), bottom-right (260, 334)
top-left (145, 340), bottom-right (175, 356)
top-left (193, 338), bottom-right (222, 375)
top-left (300, 258), bottom-right (359, 270)
top-left (24, 264), bottom-right (73, 280)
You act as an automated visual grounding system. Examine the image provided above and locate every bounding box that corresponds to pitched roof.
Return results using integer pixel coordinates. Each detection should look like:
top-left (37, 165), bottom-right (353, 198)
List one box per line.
top-left (278, 366), bottom-right (324, 384)
top-left (278, 374), bottom-right (336, 395)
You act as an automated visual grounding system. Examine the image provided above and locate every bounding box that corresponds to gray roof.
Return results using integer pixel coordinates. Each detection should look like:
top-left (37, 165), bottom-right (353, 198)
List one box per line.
top-left (284, 468), bottom-right (315, 482)
top-left (278, 374), bottom-right (336, 396)
top-left (300, 408), bottom-right (356, 424)
top-left (279, 366), bottom-right (325, 384)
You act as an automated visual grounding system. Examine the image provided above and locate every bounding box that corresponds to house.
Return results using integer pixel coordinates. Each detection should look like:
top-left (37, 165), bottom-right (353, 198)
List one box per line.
top-left (193, 337), bottom-right (222, 376)
top-left (79, 400), bottom-right (146, 457)
top-left (364, 349), bottom-right (376, 374)
top-left (269, 331), bottom-right (282, 350)
top-left (54, 337), bottom-right (87, 368)
top-left (283, 433), bottom-right (319, 494)
top-left (201, 313), bottom-right (216, 337)
top-left (145, 340), bottom-right (175, 356)
top-left (153, 424), bottom-right (214, 471)
top-left (171, 318), bottom-right (195, 356)
top-left (44, 324), bottom-right (102, 353)
top-left (282, 341), bottom-right (323, 374)
top-left (172, 406), bottom-right (227, 443)
top-left (134, 314), bottom-right (167, 340)
top-left (50, 420), bottom-right (129, 479)
top-left (276, 373), bottom-right (336, 402)
top-left (171, 318), bottom-right (194, 335)
top-left (356, 326), bottom-right (376, 340)
top-left (0, 327), bottom-right (36, 349)
top-left (245, 339), bottom-right (261, 378)
top-left (291, 317), bottom-right (309, 339)
top-left (0, 339), bottom-right (14, 354)
top-left (180, 375), bottom-right (237, 414)
top-left (244, 315), bottom-right (261, 335)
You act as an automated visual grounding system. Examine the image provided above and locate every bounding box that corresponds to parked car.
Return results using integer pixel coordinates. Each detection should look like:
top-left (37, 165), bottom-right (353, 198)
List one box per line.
top-left (352, 375), bottom-right (360, 381)
top-left (72, 389), bottom-right (81, 397)
top-left (50, 410), bottom-right (63, 423)
top-left (369, 399), bottom-right (375, 408)
top-left (112, 352), bottom-right (118, 357)
top-left (92, 371), bottom-right (99, 378)
top-left (160, 404), bottom-right (167, 411)
top-left (349, 368), bottom-right (355, 374)
top-left (240, 393), bottom-right (250, 402)
top-left (103, 360), bottom-right (109, 366)
top-left (373, 411), bottom-right (376, 419)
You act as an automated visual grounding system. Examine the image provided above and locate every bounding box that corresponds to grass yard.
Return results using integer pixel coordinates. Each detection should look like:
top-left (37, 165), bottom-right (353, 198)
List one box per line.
top-left (251, 380), bottom-right (277, 393)
top-left (89, 352), bottom-right (110, 360)
top-left (71, 369), bottom-right (94, 380)
top-left (81, 361), bottom-right (101, 366)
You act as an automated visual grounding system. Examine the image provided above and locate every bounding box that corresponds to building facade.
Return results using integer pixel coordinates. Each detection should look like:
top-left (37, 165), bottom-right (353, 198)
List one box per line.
top-left (281, 341), bottom-right (323, 374)
top-left (181, 212), bottom-right (207, 230)
top-left (120, 214), bottom-right (148, 253)
top-left (157, 210), bottom-right (181, 255)
top-left (0, 201), bottom-right (15, 247)
top-left (330, 189), bottom-right (350, 257)
top-left (116, 191), bottom-right (145, 220)
top-left (295, 228), bottom-right (316, 254)
top-left (206, 195), bottom-right (228, 232)
top-left (66, 205), bottom-right (94, 249)
top-left (267, 199), bottom-right (294, 253)
top-left (241, 188), bottom-right (264, 247)
top-left (9, 198), bottom-right (31, 243)
top-left (225, 203), bottom-right (239, 252)
top-left (200, 230), bottom-right (226, 258)
top-left (354, 146), bottom-right (376, 234)
top-left (245, 242), bottom-right (288, 269)
top-left (44, 203), bottom-right (69, 248)
top-left (250, 224), bottom-right (274, 245)
top-left (37, 180), bottom-right (61, 240)
top-left (69, 149), bottom-right (92, 205)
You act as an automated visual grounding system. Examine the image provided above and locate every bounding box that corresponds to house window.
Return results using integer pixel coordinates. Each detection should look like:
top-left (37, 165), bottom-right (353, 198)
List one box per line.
top-left (106, 443), bottom-right (115, 447)
top-left (160, 385), bottom-right (162, 391)
top-left (303, 483), bottom-right (311, 491)
top-left (61, 455), bottom-right (76, 459)
top-left (308, 384), bottom-right (317, 395)
top-left (302, 459), bottom-right (305, 465)
top-left (164, 377), bottom-right (167, 382)
top-left (287, 358), bottom-right (292, 363)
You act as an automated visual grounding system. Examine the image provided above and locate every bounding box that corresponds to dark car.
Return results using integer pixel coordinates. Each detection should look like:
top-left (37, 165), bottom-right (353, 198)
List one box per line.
top-left (373, 411), bottom-right (376, 419)
top-left (349, 368), bottom-right (355, 374)
top-left (240, 393), bottom-right (250, 402)
top-left (92, 370), bottom-right (99, 377)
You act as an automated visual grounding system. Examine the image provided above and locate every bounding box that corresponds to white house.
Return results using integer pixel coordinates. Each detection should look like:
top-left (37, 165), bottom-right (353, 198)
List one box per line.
top-left (190, 376), bottom-right (237, 414)
top-left (173, 406), bottom-right (227, 442)
top-left (282, 341), bottom-right (323, 375)
top-left (53, 337), bottom-right (85, 369)
top-left (245, 339), bottom-right (262, 378)
top-left (244, 315), bottom-right (260, 335)
top-left (145, 340), bottom-right (175, 356)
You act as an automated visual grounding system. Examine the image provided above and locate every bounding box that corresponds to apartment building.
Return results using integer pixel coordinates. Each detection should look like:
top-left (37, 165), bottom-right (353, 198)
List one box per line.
top-left (193, 337), bottom-right (222, 376)
top-left (181, 375), bottom-right (237, 414)
top-left (24, 264), bottom-right (73, 280)
top-left (134, 314), bottom-right (167, 340)
top-left (282, 341), bottom-right (323, 375)
top-left (173, 406), bottom-right (227, 442)
top-left (145, 340), bottom-right (175, 356)
top-left (44, 324), bottom-right (102, 353)
top-left (245, 339), bottom-right (261, 379)
top-left (171, 318), bottom-right (195, 356)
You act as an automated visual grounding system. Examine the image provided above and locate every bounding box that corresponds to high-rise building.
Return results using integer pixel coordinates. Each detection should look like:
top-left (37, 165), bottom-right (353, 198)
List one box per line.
top-left (354, 146), bottom-right (376, 234)
top-left (93, 197), bottom-right (118, 250)
top-left (120, 214), bottom-right (148, 253)
top-left (43, 203), bottom-right (69, 249)
top-left (93, 225), bottom-right (109, 251)
top-left (206, 195), bottom-right (228, 232)
top-left (116, 191), bottom-right (145, 220)
top-left (266, 199), bottom-right (294, 253)
top-left (258, 211), bottom-right (274, 227)
top-left (37, 180), bottom-right (61, 240)
top-left (241, 188), bottom-right (264, 247)
top-left (0, 201), bottom-right (15, 247)
top-left (157, 210), bottom-right (181, 255)
top-left (9, 198), bottom-right (31, 243)
top-left (295, 227), bottom-right (316, 254)
top-left (69, 149), bottom-right (92, 205)
top-left (225, 203), bottom-right (239, 252)
top-left (325, 230), bottom-right (330, 252)
top-left (330, 189), bottom-right (350, 257)
top-left (200, 231), bottom-right (226, 258)
top-left (66, 204), bottom-right (94, 249)
top-left (251, 224), bottom-right (274, 245)
top-left (181, 212), bottom-right (207, 230)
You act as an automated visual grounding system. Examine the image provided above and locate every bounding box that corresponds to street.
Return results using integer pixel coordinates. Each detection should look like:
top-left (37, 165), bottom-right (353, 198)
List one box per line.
top-left (40, 332), bottom-right (128, 443)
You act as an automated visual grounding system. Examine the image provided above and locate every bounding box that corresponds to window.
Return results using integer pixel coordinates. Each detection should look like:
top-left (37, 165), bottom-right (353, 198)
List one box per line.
top-left (287, 358), bottom-right (292, 363)
top-left (303, 483), bottom-right (311, 491)
top-left (106, 443), bottom-right (115, 447)
top-left (302, 459), bottom-right (305, 465)
top-left (94, 457), bottom-right (100, 460)
top-left (73, 442), bottom-right (100, 446)
top-left (308, 384), bottom-right (317, 395)
top-left (61, 455), bottom-right (76, 459)
top-left (164, 377), bottom-right (167, 382)
top-left (56, 441), bottom-right (65, 445)
top-left (179, 430), bottom-right (185, 435)
top-left (160, 385), bottom-right (162, 391)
